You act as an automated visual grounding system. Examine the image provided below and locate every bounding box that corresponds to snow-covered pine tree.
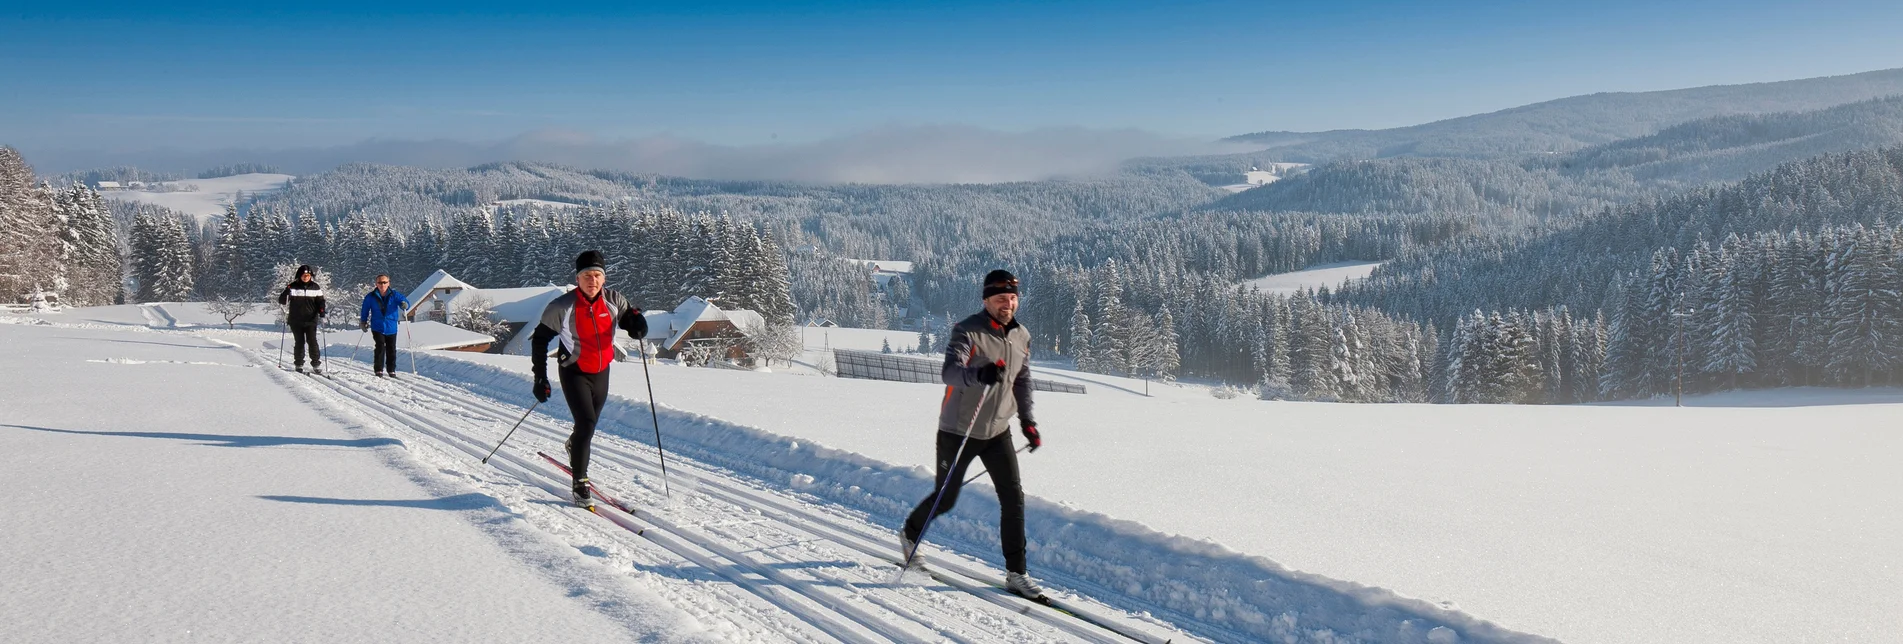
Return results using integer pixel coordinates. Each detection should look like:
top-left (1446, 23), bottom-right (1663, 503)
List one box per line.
top-left (131, 213), bottom-right (195, 302)
top-left (333, 212), bottom-right (373, 290)
top-left (1153, 304), bottom-right (1181, 382)
top-left (0, 147), bottom-right (57, 302)
top-left (1068, 300), bottom-right (1095, 371)
top-left (1822, 224), bottom-right (1901, 386)
top-left (517, 210), bottom-right (550, 287)
top-left (405, 220), bottom-right (446, 290)
top-left (490, 210), bottom-right (519, 288)
top-left (1704, 245), bottom-right (1759, 389)
top-left (206, 205), bottom-right (247, 299)
top-left (293, 209), bottom-right (330, 274)
top-left (56, 184), bottom-right (122, 306)
top-left (1091, 260), bottom-right (1129, 374)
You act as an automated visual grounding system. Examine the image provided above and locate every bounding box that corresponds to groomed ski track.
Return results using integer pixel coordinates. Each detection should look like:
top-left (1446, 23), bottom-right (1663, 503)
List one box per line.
top-left (260, 344), bottom-right (1199, 644)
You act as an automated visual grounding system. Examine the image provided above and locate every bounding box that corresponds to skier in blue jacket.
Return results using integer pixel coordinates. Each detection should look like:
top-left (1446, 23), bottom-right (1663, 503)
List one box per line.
top-left (359, 274), bottom-right (411, 377)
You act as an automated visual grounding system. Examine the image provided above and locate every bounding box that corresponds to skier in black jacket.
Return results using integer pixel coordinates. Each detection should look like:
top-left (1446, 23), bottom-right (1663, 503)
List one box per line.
top-left (277, 265), bottom-right (328, 374)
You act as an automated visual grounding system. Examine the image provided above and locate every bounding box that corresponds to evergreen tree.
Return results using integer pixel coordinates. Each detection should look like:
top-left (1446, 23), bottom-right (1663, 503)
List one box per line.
top-left (1704, 246), bottom-right (1759, 388)
top-left (1068, 300), bottom-right (1095, 371)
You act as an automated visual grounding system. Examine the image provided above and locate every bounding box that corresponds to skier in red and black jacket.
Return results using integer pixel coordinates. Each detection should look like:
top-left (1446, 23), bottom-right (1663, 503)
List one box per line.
top-left (276, 265), bottom-right (327, 374)
top-left (529, 250), bottom-right (648, 509)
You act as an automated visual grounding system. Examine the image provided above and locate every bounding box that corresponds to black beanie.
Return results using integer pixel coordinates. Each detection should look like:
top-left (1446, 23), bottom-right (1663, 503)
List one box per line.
top-left (982, 269), bottom-right (1019, 299)
top-left (575, 250), bottom-right (606, 275)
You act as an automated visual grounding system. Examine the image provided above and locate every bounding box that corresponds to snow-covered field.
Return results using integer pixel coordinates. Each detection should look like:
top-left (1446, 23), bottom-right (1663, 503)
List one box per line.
top-left (100, 173), bottom-right (294, 220)
top-left (1243, 261), bottom-right (1387, 295)
top-left (7, 304), bottom-right (1899, 644)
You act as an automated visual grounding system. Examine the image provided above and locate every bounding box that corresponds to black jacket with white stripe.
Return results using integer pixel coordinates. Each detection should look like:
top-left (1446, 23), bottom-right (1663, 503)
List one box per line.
top-left (277, 279), bottom-right (327, 327)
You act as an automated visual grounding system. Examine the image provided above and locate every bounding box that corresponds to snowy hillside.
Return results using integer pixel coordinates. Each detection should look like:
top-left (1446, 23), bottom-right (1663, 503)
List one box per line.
top-left (7, 304), bottom-right (1899, 644)
top-left (100, 173), bottom-right (294, 220)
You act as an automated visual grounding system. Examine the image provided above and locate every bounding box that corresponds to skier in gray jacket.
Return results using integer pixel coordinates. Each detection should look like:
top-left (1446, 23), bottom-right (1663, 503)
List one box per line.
top-left (901, 269), bottom-right (1046, 600)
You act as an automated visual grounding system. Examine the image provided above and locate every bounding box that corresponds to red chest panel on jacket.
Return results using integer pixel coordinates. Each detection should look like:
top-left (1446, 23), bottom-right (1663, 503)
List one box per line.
top-left (573, 296), bottom-right (615, 373)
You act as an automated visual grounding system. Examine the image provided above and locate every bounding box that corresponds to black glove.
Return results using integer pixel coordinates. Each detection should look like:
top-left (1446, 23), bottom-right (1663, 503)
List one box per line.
top-left (974, 360), bottom-right (1004, 386)
top-left (360, 321), bottom-right (370, 332)
top-left (533, 374), bottom-right (552, 403)
top-left (1021, 423), bottom-right (1041, 453)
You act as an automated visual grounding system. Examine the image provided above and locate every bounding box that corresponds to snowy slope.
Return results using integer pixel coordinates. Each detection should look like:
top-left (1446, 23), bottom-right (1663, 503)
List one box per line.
top-left (411, 347), bottom-right (1903, 644)
top-left (101, 173), bottom-right (293, 220)
top-left (5, 309), bottom-right (1229, 643)
top-left (0, 322), bottom-right (698, 643)
top-left (16, 304), bottom-right (1898, 643)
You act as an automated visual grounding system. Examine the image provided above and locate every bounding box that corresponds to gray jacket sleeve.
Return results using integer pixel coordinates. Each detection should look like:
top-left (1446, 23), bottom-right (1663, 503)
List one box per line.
top-left (941, 325), bottom-right (980, 387)
top-left (1013, 360), bottom-right (1035, 427)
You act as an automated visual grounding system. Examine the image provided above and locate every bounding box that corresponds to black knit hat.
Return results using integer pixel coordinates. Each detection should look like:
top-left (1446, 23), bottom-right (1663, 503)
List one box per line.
top-left (575, 250), bottom-right (606, 275)
top-left (296, 264), bottom-right (315, 280)
top-left (982, 269), bottom-right (1018, 299)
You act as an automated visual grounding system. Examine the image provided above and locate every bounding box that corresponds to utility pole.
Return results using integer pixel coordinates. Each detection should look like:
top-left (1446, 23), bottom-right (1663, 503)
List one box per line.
top-left (1671, 305), bottom-right (1695, 407)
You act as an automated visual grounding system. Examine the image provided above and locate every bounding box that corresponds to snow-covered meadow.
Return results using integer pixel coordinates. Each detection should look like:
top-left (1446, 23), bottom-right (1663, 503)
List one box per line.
top-left (6, 304), bottom-right (1899, 644)
top-left (1243, 261), bottom-right (1387, 295)
top-left (99, 173), bottom-right (294, 220)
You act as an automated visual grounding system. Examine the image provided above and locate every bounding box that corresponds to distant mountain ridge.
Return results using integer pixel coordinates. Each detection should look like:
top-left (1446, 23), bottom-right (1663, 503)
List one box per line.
top-left (1224, 67), bottom-right (1903, 161)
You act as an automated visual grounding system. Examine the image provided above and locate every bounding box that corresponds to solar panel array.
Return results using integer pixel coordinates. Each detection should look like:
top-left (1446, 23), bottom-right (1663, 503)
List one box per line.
top-left (832, 349), bottom-right (1087, 394)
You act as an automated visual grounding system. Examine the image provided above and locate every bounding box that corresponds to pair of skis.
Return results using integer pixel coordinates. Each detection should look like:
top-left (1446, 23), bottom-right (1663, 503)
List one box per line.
top-left (538, 451), bottom-right (643, 534)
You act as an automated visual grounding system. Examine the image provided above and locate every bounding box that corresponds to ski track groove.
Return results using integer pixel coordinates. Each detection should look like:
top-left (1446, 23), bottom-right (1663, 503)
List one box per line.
top-left (331, 355), bottom-right (1183, 644)
top-left (291, 364), bottom-right (902, 644)
top-left (324, 358), bottom-right (1088, 643)
top-left (274, 368), bottom-right (813, 643)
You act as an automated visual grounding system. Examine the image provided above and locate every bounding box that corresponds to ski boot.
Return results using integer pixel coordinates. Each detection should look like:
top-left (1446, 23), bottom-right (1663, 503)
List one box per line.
top-left (899, 531), bottom-right (925, 570)
top-left (1005, 572), bottom-right (1047, 602)
top-left (572, 477), bottom-right (594, 510)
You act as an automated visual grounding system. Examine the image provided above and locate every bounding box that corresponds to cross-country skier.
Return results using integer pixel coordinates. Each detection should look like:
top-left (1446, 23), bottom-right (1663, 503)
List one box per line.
top-left (358, 274), bottom-right (410, 377)
top-left (901, 269), bottom-right (1047, 600)
top-left (529, 250), bottom-right (648, 509)
top-left (276, 265), bottom-right (327, 374)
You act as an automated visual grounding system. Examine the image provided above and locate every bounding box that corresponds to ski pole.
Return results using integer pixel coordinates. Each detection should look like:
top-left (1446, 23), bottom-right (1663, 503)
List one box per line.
top-left (405, 318), bottom-right (418, 376)
top-left (276, 318), bottom-right (287, 369)
top-left (482, 401), bottom-right (541, 464)
top-left (639, 340), bottom-right (672, 499)
top-left (900, 379), bottom-right (996, 572)
top-left (352, 329), bottom-right (367, 362)
top-left (960, 445), bottom-right (1030, 486)
top-left (315, 317), bottom-right (326, 371)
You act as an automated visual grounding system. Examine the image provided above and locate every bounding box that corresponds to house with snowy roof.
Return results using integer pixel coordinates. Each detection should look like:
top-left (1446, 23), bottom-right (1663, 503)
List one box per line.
top-left (641, 295), bottom-right (766, 362)
top-left (405, 270), bottom-right (765, 363)
top-left (405, 270), bottom-right (569, 353)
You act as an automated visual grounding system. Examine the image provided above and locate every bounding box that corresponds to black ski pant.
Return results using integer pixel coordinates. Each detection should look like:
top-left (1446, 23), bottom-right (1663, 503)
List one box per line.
top-left (559, 364), bottom-right (611, 481)
top-left (289, 323), bottom-right (321, 368)
top-left (371, 332), bottom-right (398, 373)
top-left (903, 430), bottom-right (1027, 573)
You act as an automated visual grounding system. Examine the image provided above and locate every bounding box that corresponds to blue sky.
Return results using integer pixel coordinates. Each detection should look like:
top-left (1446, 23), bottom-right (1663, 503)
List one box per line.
top-left (3, 0), bottom-right (1901, 155)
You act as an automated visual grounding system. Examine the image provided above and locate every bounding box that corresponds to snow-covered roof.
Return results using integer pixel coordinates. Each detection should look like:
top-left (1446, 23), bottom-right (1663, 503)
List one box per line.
top-left (405, 270), bottom-right (475, 317)
top-left (642, 296), bottom-right (764, 349)
top-left (96, 181), bottom-right (122, 189)
top-left (481, 286), bottom-right (569, 324)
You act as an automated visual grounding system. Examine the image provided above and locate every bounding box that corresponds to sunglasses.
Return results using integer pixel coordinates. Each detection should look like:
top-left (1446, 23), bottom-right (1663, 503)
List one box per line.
top-left (376, 281), bottom-right (390, 284)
